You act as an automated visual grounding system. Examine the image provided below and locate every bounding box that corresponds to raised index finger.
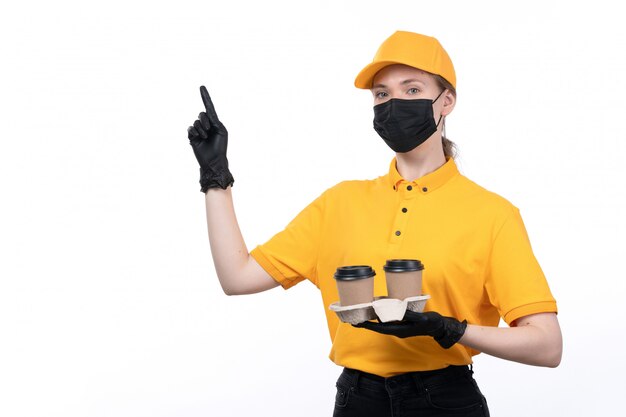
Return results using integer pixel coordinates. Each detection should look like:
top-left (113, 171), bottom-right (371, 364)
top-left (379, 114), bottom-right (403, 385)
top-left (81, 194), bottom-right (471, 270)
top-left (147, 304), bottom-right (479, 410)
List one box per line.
top-left (199, 85), bottom-right (220, 124)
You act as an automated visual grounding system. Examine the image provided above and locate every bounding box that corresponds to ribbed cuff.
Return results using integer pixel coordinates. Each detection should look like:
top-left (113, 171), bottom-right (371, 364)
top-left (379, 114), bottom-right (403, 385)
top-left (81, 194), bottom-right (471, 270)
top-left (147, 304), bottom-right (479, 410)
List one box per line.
top-left (435, 319), bottom-right (467, 349)
top-left (199, 166), bottom-right (234, 192)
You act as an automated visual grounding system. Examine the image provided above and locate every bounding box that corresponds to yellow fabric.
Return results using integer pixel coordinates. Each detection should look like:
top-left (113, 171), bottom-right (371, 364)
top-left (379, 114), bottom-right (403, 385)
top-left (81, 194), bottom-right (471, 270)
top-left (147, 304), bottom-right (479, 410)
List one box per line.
top-left (250, 157), bottom-right (557, 377)
top-left (354, 31), bottom-right (456, 89)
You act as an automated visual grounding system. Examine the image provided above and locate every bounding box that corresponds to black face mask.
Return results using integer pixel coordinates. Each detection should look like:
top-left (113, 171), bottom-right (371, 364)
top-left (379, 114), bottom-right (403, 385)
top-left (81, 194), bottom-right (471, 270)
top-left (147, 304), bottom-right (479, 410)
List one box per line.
top-left (373, 90), bottom-right (445, 153)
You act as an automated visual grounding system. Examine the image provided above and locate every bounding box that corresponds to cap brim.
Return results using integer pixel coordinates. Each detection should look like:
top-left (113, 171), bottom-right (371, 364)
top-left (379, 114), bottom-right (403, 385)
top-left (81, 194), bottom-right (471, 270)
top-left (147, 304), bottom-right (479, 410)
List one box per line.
top-left (354, 60), bottom-right (407, 89)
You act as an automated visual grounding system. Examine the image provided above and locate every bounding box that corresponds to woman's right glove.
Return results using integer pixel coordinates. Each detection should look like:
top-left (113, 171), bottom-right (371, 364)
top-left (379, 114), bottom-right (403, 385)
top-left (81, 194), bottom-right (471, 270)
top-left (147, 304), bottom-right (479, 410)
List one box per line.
top-left (353, 310), bottom-right (467, 349)
top-left (187, 86), bottom-right (234, 192)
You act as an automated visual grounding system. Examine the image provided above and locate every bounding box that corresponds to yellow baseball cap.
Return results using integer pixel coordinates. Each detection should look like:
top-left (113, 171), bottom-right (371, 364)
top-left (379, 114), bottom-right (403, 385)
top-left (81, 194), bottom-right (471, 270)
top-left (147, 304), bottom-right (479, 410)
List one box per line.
top-left (354, 31), bottom-right (456, 90)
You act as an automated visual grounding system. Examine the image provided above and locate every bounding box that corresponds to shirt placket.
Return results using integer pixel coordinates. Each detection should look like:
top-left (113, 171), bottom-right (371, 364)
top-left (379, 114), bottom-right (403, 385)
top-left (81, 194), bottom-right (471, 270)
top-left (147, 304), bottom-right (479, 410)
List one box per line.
top-left (388, 181), bottom-right (419, 246)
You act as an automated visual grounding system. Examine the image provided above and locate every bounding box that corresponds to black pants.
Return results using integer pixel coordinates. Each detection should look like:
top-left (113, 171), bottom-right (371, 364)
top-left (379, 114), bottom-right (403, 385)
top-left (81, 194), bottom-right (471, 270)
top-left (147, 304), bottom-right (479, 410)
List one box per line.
top-left (333, 365), bottom-right (489, 417)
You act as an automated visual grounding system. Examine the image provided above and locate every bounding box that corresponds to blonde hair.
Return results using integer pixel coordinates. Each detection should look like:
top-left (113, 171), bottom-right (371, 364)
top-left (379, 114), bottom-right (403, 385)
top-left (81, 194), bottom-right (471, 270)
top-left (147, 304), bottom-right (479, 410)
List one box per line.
top-left (433, 74), bottom-right (457, 159)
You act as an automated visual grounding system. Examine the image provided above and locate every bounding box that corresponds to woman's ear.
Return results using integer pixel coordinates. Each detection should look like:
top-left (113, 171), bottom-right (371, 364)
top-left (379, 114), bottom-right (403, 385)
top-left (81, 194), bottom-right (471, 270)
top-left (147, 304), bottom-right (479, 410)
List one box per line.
top-left (441, 90), bottom-right (456, 117)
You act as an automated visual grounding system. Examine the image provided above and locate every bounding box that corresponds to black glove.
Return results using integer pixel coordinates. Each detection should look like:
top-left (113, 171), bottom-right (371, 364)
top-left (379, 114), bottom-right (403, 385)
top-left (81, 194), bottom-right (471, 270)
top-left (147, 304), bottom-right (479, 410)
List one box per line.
top-left (187, 86), bottom-right (234, 192)
top-left (353, 311), bottom-right (467, 349)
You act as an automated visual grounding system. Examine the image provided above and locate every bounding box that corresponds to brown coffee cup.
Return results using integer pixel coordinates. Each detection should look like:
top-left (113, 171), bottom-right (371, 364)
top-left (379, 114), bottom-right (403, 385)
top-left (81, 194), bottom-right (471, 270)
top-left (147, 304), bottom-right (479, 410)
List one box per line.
top-left (333, 266), bottom-right (376, 306)
top-left (383, 259), bottom-right (424, 300)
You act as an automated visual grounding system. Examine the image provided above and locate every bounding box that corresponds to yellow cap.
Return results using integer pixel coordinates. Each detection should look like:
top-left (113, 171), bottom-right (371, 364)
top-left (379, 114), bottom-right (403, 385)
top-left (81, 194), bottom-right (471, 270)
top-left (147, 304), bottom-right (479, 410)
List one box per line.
top-left (354, 31), bottom-right (456, 90)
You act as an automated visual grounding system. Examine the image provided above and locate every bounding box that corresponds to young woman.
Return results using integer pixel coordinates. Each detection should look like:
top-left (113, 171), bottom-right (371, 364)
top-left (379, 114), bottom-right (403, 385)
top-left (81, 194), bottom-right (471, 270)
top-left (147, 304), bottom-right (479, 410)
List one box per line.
top-left (187, 30), bottom-right (562, 417)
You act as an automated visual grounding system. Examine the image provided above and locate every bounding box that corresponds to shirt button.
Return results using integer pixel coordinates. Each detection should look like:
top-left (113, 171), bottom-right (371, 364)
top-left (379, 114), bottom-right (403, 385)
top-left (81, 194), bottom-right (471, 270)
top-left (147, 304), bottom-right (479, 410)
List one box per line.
top-left (393, 185), bottom-right (396, 190)
top-left (422, 187), bottom-right (428, 192)
top-left (395, 230), bottom-right (401, 236)
top-left (402, 207), bottom-right (407, 213)
top-left (407, 185), bottom-right (413, 191)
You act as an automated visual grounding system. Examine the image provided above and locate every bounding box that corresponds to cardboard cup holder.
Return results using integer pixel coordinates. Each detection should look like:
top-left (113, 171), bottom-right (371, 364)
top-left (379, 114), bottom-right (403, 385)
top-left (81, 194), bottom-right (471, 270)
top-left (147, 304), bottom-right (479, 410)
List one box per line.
top-left (328, 301), bottom-right (377, 325)
top-left (329, 294), bottom-right (430, 324)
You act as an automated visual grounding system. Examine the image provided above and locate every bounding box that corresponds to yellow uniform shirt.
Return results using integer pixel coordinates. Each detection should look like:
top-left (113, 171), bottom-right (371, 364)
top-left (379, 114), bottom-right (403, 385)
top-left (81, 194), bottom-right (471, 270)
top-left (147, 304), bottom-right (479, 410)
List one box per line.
top-left (250, 157), bottom-right (557, 377)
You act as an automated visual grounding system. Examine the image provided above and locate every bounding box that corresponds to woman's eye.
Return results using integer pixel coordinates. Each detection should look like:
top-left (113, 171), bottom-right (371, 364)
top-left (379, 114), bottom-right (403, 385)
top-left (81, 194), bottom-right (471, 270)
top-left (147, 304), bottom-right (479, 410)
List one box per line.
top-left (376, 91), bottom-right (388, 98)
top-left (408, 88), bottom-right (419, 94)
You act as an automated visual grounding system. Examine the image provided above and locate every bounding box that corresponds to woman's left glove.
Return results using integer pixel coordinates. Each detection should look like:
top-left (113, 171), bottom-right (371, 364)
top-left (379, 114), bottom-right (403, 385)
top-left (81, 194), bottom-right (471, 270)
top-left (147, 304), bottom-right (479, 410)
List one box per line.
top-left (353, 311), bottom-right (467, 349)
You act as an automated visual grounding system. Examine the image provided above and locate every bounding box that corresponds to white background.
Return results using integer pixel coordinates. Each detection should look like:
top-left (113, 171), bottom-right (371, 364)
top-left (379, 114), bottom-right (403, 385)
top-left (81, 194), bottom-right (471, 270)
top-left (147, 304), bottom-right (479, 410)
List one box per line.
top-left (1, 0), bottom-right (625, 415)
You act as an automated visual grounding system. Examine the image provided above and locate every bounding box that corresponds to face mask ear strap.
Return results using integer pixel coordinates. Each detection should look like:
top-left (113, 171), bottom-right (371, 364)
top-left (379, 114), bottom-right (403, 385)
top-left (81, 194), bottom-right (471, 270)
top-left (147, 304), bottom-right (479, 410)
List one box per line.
top-left (435, 114), bottom-right (443, 129)
top-left (433, 89), bottom-right (446, 129)
top-left (432, 88), bottom-right (446, 104)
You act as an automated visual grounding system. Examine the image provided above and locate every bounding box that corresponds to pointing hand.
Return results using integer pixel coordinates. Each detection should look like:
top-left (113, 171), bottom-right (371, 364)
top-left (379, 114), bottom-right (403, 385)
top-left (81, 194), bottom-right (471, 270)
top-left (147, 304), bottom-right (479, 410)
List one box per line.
top-left (187, 86), bottom-right (234, 192)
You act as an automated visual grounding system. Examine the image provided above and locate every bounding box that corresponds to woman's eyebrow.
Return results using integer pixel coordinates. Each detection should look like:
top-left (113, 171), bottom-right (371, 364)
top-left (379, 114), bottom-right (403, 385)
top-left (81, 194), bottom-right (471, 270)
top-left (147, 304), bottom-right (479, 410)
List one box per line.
top-left (372, 79), bottom-right (426, 89)
top-left (401, 79), bottom-right (425, 85)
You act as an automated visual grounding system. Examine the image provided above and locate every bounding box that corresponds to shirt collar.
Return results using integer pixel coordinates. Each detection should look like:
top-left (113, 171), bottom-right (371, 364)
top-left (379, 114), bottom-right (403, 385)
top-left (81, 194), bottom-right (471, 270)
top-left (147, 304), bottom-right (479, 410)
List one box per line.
top-left (388, 156), bottom-right (459, 193)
